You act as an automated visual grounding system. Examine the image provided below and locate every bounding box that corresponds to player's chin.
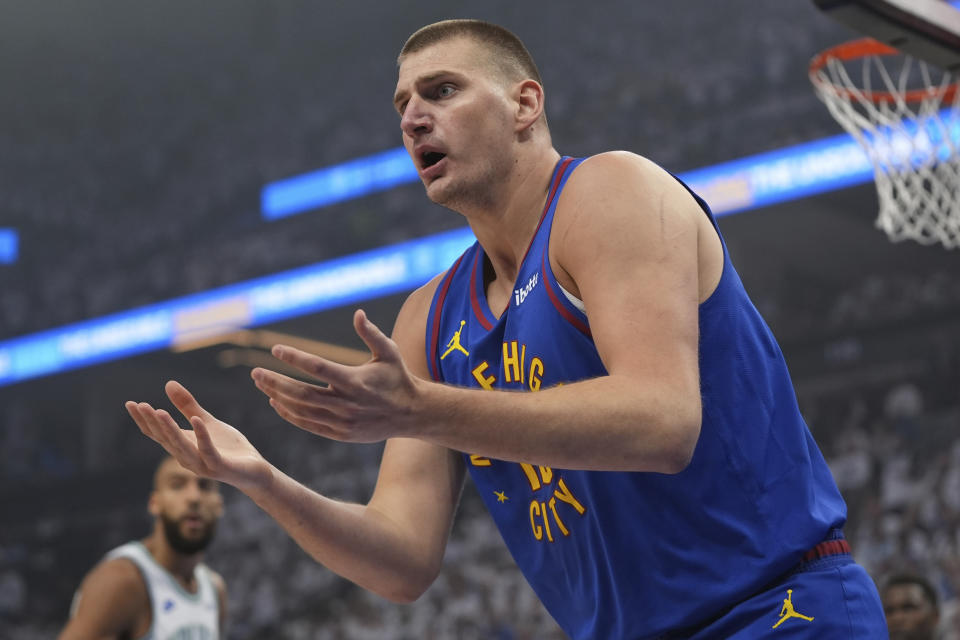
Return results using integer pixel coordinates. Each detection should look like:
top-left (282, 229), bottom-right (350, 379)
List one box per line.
top-left (180, 519), bottom-right (213, 537)
top-left (423, 179), bottom-right (453, 205)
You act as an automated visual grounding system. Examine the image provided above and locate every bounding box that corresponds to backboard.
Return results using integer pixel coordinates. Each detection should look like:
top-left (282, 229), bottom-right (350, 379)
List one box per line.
top-left (813, 0), bottom-right (960, 70)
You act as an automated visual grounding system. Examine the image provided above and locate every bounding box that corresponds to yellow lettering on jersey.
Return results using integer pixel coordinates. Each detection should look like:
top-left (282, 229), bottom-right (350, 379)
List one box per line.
top-left (471, 362), bottom-right (496, 390)
top-left (529, 357), bottom-right (544, 391)
top-left (540, 501), bottom-right (555, 542)
top-left (554, 478), bottom-right (586, 515)
top-left (520, 463), bottom-right (542, 491)
top-left (503, 341), bottom-right (521, 383)
top-left (520, 343), bottom-right (526, 385)
top-left (529, 500), bottom-right (543, 540)
top-left (469, 455), bottom-right (491, 467)
top-left (548, 496), bottom-right (570, 536)
top-left (519, 464), bottom-right (554, 491)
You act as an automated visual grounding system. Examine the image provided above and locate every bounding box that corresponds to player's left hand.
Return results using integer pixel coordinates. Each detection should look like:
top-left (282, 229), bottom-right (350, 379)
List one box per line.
top-left (251, 309), bottom-right (423, 443)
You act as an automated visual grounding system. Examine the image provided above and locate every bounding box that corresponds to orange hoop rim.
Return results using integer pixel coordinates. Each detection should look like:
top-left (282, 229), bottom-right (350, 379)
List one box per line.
top-left (810, 38), bottom-right (960, 104)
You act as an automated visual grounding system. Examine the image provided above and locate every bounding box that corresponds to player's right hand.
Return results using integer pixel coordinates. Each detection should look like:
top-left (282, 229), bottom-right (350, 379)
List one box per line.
top-left (125, 380), bottom-right (272, 492)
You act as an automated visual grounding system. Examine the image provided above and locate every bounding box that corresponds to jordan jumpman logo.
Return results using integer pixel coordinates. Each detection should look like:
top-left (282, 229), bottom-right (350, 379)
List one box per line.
top-left (441, 320), bottom-right (470, 359)
top-left (772, 589), bottom-right (814, 629)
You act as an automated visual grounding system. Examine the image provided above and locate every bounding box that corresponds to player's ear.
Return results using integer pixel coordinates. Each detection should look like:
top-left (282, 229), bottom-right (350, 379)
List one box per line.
top-left (147, 491), bottom-right (160, 517)
top-left (513, 79), bottom-right (544, 132)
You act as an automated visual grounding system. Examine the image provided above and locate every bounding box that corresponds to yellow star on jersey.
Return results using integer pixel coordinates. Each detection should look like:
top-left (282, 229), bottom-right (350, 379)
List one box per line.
top-left (494, 490), bottom-right (509, 503)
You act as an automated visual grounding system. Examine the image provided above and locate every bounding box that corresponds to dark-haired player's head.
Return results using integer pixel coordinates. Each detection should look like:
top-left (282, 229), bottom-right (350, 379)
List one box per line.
top-left (882, 573), bottom-right (940, 640)
top-left (394, 20), bottom-right (552, 211)
top-left (149, 456), bottom-right (223, 555)
top-left (398, 19), bottom-right (542, 89)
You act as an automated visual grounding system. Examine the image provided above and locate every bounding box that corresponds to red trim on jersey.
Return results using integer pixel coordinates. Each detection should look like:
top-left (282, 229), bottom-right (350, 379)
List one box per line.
top-left (428, 254), bottom-right (465, 381)
top-left (802, 537), bottom-right (851, 562)
top-left (520, 156), bottom-right (575, 268)
top-left (469, 156), bottom-right (576, 321)
top-left (469, 251), bottom-right (494, 330)
top-left (542, 252), bottom-right (591, 338)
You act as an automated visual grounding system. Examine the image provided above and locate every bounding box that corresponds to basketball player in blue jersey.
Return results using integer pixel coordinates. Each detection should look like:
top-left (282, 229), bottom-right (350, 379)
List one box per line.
top-left (58, 456), bottom-right (227, 640)
top-left (126, 19), bottom-right (888, 638)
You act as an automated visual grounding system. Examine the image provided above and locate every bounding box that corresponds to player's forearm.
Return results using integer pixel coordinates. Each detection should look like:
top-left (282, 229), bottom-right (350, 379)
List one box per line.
top-left (242, 465), bottom-right (440, 602)
top-left (415, 373), bottom-right (701, 473)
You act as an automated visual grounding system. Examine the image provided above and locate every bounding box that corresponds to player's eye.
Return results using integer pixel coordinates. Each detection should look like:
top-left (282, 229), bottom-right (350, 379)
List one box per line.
top-left (436, 84), bottom-right (456, 98)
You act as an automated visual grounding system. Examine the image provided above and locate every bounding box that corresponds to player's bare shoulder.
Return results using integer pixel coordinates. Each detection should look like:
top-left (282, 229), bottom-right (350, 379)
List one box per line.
top-left (563, 151), bottom-right (694, 216)
top-left (59, 556), bottom-right (149, 640)
top-left (80, 555), bottom-right (149, 605)
top-left (391, 271), bottom-right (447, 378)
top-left (559, 150), bottom-right (721, 302)
top-left (555, 152), bottom-right (672, 240)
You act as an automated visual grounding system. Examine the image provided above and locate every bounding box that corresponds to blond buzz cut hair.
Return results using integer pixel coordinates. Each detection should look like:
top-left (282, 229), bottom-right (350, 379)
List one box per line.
top-left (398, 19), bottom-right (543, 87)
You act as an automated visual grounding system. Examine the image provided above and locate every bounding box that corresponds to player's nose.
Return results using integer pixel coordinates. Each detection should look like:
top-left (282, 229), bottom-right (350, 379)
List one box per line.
top-left (400, 96), bottom-right (432, 137)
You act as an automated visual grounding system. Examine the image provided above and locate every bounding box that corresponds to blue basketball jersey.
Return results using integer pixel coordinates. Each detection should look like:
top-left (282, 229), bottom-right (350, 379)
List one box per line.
top-left (424, 156), bottom-right (847, 639)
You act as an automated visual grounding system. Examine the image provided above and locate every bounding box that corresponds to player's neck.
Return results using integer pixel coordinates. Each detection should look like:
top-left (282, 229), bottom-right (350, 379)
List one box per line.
top-left (468, 146), bottom-right (561, 285)
top-left (143, 533), bottom-right (203, 586)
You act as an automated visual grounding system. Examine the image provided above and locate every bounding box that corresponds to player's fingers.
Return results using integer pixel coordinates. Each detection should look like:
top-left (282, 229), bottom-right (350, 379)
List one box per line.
top-left (145, 404), bottom-right (201, 466)
top-left (165, 380), bottom-right (214, 422)
top-left (251, 367), bottom-right (327, 400)
top-left (268, 397), bottom-right (343, 439)
top-left (260, 389), bottom-right (356, 434)
top-left (190, 416), bottom-right (222, 471)
top-left (135, 404), bottom-right (176, 448)
top-left (266, 387), bottom-right (353, 424)
top-left (126, 401), bottom-right (160, 441)
top-left (352, 309), bottom-right (397, 361)
top-left (251, 368), bottom-right (345, 410)
top-left (128, 401), bottom-right (200, 467)
top-left (268, 344), bottom-right (357, 388)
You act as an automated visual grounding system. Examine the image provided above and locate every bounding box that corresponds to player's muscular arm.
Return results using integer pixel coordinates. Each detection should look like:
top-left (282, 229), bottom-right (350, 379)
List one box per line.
top-left (555, 151), bottom-right (707, 467)
top-left (244, 280), bottom-right (465, 601)
top-left (410, 152), bottom-right (705, 472)
top-left (244, 284), bottom-right (464, 602)
top-left (128, 277), bottom-right (463, 603)
top-left (253, 154), bottom-right (708, 473)
top-left (57, 559), bottom-right (148, 640)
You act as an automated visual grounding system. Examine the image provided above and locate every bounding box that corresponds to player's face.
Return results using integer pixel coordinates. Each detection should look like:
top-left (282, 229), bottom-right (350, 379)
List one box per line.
top-left (395, 37), bottom-right (518, 210)
top-left (150, 459), bottom-right (223, 555)
top-left (883, 583), bottom-right (938, 640)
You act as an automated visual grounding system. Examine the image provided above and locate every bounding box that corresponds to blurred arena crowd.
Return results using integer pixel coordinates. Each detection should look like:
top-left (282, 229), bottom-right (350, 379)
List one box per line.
top-left (1, 1), bottom-right (958, 638)
top-left (3, 265), bottom-right (958, 639)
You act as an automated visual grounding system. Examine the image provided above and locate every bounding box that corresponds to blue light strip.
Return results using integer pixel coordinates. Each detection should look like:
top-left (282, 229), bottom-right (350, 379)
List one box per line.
top-left (0, 228), bottom-right (475, 386)
top-left (261, 136), bottom-right (877, 221)
top-left (679, 134), bottom-right (872, 216)
top-left (6, 107), bottom-right (958, 386)
top-left (263, 105), bottom-right (960, 220)
top-left (0, 229), bottom-right (18, 264)
top-left (262, 147), bottom-right (417, 220)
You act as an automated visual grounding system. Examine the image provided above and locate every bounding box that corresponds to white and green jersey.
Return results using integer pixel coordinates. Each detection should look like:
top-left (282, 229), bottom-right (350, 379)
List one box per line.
top-left (106, 541), bottom-right (220, 640)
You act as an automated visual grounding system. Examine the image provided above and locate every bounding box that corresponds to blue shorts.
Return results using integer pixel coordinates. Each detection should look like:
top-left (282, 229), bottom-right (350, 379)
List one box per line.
top-left (684, 548), bottom-right (888, 639)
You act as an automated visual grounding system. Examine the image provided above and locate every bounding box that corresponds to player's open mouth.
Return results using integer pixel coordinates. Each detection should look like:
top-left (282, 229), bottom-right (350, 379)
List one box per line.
top-left (421, 151), bottom-right (446, 169)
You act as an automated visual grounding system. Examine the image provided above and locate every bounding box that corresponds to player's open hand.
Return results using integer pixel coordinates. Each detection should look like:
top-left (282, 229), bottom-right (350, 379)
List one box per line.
top-left (251, 309), bottom-right (422, 443)
top-left (126, 380), bottom-right (271, 492)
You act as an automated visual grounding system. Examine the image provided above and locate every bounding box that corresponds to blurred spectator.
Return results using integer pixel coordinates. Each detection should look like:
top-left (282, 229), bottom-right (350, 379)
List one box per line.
top-left (882, 573), bottom-right (940, 640)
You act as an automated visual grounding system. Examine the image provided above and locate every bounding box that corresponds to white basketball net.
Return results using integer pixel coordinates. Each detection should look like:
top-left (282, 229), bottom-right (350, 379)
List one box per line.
top-left (810, 41), bottom-right (960, 249)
